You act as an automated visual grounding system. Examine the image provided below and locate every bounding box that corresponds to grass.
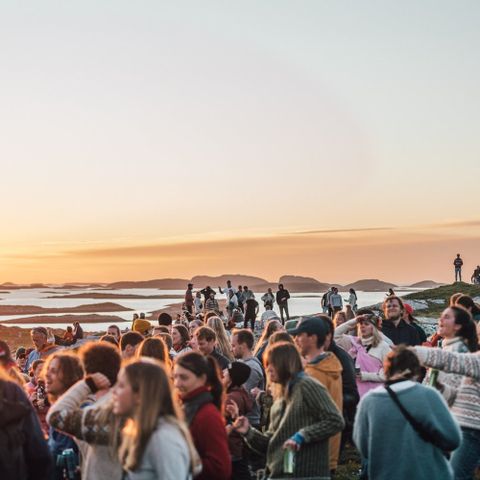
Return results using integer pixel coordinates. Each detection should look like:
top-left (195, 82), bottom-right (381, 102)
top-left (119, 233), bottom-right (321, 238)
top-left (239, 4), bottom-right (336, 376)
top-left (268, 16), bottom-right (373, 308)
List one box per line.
top-left (403, 282), bottom-right (480, 302)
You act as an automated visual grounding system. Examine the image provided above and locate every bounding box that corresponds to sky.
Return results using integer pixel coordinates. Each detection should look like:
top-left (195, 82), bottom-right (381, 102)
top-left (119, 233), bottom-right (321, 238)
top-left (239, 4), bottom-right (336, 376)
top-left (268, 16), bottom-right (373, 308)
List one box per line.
top-left (1, 1), bottom-right (479, 284)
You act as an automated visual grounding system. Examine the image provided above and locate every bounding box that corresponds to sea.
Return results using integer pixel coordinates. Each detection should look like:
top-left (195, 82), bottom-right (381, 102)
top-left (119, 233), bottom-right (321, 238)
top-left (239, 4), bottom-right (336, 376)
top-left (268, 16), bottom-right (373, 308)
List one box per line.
top-left (0, 287), bottom-right (423, 331)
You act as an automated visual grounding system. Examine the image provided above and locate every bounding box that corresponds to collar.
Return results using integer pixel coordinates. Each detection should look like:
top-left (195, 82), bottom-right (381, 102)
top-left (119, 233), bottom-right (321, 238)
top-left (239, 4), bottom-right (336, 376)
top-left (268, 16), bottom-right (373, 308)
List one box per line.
top-left (181, 385), bottom-right (210, 402)
top-left (308, 352), bottom-right (329, 365)
top-left (384, 380), bottom-right (416, 392)
top-left (442, 337), bottom-right (464, 347)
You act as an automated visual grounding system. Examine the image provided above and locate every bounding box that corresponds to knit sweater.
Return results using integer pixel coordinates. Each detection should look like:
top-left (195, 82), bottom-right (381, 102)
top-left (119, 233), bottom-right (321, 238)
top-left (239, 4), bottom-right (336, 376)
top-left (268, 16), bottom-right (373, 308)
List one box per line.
top-left (245, 374), bottom-right (344, 479)
top-left (353, 381), bottom-right (461, 480)
top-left (422, 337), bottom-right (469, 406)
top-left (415, 347), bottom-right (480, 430)
top-left (47, 380), bottom-right (123, 480)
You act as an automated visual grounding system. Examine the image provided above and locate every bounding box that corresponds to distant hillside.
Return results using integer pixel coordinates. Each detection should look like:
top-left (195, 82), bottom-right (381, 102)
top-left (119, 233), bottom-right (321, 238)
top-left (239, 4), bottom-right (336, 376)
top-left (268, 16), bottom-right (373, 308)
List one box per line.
top-left (278, 275), bottom-right (331, 293)
top-left (408, 280), bottom-right (445, 289)
top-left (404, 282), bottom-right (480, 302)
top-left (344, 279), bottom-right (397, 292)
top-left (108, 278), bottom-right (189, 289)
top-left (190, 275), bottom-right (271, 289)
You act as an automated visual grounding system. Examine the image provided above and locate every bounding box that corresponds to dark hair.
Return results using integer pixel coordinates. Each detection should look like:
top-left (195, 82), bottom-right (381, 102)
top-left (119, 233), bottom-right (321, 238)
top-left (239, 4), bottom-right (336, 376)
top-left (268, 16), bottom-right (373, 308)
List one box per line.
top-left (157, 313), bottom-right (172, 327)
top-left (172, 325), bottom-right (190, 349)
top-left (384, 346), bottom-right (421, 381)
top-left (455, 295), bottom-right (480, 317)
top-left (157, 333), bottom-right (173, 351)
top-left (0, 340), bottom-right (13, 366)
top-left (382, 295), bottom-right (405, 312)
top-left (80, 342), bottom-right (121, 386)
top-left (100, 334), bottom-right (119, 346)
top-left (232, 329), bottom-right (254, 350)
top-left (349, 288), bottom-right (357, 298)
top-left (120, 331), bottom-right (144, 352)
top-left (195, 326), bottom-right (216, 342)
top-left (356, 308), bottom-right (375, 316)
top-left (107, 325), bottom-right (121, 338)
top-left (43, 352), bottom-right (84, 400)
top-left (449, 292), bottom-right (463, 306)
top-left (137, 337), bottom-right (170, 364)
top-left (450, 306), bottom-right (478, 352)
top-left (154, 325), bottom-right (170, 334)
top-left (176, 351), bottom-right (224, 411)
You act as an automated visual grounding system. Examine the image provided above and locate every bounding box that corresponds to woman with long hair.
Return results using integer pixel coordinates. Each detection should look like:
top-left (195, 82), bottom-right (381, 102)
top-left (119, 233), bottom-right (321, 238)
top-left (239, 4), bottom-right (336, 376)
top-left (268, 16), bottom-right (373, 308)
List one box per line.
top-left (136, 337), bottom-right (172, 371)
top-left (172, 324), bottom-right (192, 355)
top-left (114, 358), bottom-right (199, 479)
top-left (206, 316), bottom-right (234, 361)
top-left (233, 342), bottom-right (344, 479)
top-left (253, 319), bottom-right (283, 362)
top-left (455, 294), bottom-right (480, 322)
top-left (334, 314), bottom-right (391, 397)
top-left (425, 306), bottom-right (478, 404)
top-left (0, 368), bottom-right (52, 480)
top-left (0, 340), bottom-right (27, 385)
top-left (174, 351), bottom-right (231, 480)
top-left (43, 352), bottom-right (84, 479)
top-left (354, 347), bottom-right (460, 480)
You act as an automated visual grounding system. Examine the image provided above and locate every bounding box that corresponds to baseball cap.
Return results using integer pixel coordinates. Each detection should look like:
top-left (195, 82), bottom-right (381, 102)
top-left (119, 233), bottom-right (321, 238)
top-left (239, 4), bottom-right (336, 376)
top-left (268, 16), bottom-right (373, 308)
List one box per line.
top-left (288, 316), bottom-right (328, 336)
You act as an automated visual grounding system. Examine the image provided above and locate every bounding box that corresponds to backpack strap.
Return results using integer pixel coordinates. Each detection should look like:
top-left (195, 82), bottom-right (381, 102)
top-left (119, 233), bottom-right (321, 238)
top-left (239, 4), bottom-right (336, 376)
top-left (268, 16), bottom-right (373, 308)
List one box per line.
top-left (385, 385), bottom-right (444, 450)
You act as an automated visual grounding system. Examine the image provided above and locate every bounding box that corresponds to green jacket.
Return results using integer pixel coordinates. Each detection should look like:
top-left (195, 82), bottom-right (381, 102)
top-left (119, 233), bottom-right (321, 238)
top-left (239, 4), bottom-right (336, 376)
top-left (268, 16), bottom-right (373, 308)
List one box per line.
top-left (245, 374), bottom-right (344, 479)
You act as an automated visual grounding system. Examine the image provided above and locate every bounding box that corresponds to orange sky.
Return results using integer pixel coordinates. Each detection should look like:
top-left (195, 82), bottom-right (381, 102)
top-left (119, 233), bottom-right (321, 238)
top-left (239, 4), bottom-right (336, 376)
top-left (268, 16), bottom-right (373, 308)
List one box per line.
top-left (2, 3), bottom-right (479, 285)
top-left (2, 221), bottom-right (479, 285)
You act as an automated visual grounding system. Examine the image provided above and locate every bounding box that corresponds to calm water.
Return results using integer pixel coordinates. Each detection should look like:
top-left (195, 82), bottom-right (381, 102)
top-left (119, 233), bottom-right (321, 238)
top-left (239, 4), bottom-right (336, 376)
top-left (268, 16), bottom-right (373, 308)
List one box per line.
top-left (0, 287), bottom-right (420, 331)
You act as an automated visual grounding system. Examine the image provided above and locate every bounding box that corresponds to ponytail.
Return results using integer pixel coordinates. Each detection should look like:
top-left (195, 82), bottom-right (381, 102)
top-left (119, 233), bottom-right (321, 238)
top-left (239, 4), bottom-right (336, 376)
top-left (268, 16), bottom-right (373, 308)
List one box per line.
top-left (205, 356), bottom-right (225, 412)
top-left (176, 352), bottom-right (225, 412)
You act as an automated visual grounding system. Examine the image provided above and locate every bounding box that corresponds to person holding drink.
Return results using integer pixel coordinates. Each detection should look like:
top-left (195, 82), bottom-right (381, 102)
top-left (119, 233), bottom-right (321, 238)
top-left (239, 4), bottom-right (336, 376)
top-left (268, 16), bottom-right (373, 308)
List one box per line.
top-left (232, 342), bottom-right (344, 479)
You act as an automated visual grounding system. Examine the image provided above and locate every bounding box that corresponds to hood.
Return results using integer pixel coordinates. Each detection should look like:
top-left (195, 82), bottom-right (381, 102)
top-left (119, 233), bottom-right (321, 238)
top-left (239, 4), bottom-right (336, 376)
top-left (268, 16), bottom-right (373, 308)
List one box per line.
top-left (306, 352), bottom-right (342, 379)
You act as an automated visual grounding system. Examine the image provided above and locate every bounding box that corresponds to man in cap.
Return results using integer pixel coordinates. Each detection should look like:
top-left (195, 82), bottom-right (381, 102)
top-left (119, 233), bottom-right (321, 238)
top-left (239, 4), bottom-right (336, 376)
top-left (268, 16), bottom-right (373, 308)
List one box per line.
top-left (290, 316), bottom-right (343, 475)
top-left (25, 326), bottom-right (59, 372)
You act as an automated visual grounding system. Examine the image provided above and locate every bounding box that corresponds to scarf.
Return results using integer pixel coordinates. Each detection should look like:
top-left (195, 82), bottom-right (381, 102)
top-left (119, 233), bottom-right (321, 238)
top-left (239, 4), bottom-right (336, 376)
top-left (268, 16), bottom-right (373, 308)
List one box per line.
top-left (183, 389), bottom-right (214, 425)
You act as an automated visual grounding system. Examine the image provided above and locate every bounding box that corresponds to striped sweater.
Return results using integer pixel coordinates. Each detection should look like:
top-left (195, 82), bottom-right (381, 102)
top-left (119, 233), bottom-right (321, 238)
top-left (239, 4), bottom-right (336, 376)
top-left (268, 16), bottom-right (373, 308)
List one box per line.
top-left (415, 347), bottom-right (480, 430)
top-left (244, 374), bottom-right (344, 480)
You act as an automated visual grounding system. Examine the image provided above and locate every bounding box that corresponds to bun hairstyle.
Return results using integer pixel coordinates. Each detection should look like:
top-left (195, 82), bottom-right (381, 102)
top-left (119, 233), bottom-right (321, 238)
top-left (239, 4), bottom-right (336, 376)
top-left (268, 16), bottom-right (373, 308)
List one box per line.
top-left (175, 351), bottom-right (225, 412)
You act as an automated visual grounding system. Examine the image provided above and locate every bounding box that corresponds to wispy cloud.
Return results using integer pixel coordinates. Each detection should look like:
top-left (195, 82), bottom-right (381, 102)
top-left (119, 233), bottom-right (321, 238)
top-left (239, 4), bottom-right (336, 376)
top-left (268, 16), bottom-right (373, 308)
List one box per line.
top-left (293, 227), bottom-right (394, 235)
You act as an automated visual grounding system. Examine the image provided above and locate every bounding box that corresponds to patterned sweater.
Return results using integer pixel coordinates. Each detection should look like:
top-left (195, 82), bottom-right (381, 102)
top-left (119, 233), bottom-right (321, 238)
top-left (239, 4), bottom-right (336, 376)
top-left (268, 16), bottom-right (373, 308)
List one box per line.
top-left (415, 347), bottom-right (480, 430)
top-left (244, 374), bottom-right (344, 479)
top-left (46, 380), bottom-right (123, 480)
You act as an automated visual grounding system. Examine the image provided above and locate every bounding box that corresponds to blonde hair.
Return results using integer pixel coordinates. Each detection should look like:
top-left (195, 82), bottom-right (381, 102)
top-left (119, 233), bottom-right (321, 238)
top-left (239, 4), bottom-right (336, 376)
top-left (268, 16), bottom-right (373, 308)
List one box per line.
top-left (357, 319), bottom-right (383, 348)
top-left (118, 358), bottom-right (200, 474)
top-left (206, 316), bottom-right (234, 361)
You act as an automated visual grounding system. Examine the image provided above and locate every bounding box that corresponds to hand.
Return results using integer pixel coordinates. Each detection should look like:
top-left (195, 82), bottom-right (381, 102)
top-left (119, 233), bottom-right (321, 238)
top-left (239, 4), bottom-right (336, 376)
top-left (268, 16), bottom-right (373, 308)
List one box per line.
top-left (283, 438), bottom-right (301, 451)
top-left (225, 399), bottom-right (239, 420)
top-left (250, 387), bottom-right (264, 398)
top-left (90, 372), bottom-right (111, 391)
top-left (232, 416), bottom-right (250, 434)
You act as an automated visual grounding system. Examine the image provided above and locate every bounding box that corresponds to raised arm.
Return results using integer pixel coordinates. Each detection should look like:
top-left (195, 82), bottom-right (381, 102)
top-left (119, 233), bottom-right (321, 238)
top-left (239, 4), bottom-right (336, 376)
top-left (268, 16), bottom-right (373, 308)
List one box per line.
top-left (415, 347), bottom-right (480, 380)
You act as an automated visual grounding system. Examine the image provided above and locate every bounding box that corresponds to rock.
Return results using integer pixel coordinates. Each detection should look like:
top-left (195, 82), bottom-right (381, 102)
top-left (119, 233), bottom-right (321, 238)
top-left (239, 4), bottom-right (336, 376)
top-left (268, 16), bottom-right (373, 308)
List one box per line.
top-left (428, 299), bottom-right (445, 305)
top-left (407, 300), bottom-right (429, 310)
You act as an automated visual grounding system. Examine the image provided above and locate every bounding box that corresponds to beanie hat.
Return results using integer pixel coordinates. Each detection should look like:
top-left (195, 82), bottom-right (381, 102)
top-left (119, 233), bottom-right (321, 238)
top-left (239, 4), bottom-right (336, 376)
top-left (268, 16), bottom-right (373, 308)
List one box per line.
top-left (228, 361), bottom-right (251, 388)
top-left (133, 319), bottom-right (152, 335)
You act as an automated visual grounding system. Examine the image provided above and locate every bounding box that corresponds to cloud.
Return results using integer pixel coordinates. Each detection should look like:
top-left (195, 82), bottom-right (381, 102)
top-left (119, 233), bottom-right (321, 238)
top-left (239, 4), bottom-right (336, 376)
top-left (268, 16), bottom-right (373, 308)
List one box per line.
top-left (293, 227), bottom-right (394, 235)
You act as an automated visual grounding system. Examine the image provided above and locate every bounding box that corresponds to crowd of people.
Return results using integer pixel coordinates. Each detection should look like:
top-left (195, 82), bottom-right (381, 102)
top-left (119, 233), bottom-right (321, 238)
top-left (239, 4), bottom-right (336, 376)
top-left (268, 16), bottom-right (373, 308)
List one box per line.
top-left (1, 281), bottom-right (480, 479)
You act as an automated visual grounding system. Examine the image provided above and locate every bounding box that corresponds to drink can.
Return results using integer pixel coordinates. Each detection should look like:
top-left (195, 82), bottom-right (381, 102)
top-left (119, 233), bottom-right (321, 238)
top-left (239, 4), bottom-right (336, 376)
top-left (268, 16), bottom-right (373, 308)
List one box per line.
top-left (283, 448), bottom-right (295, 474)
top-left (429, 369), bottom-right (439, 386)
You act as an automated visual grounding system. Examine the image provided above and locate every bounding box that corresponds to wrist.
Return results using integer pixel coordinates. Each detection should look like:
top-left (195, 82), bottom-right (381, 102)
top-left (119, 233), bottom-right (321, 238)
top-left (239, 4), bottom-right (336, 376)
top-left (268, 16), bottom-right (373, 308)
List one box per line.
top-left (84, 376), bottom-right (98, 394)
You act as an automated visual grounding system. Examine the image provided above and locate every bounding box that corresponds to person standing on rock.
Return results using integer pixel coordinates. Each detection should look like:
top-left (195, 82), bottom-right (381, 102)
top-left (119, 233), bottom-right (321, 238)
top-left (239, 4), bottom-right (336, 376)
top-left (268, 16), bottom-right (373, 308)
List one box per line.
top-left (275, 284), bottom-right (290, 324)
top-left (454, 253), bottom-right (464, 282)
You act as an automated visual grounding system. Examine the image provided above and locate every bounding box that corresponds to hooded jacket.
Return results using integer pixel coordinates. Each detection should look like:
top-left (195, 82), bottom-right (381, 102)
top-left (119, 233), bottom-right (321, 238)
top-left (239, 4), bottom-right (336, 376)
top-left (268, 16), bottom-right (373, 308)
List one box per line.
top-left (304, 352), bottom-right (343, 472)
